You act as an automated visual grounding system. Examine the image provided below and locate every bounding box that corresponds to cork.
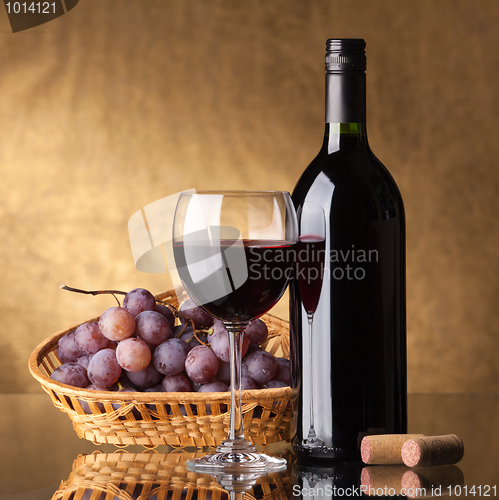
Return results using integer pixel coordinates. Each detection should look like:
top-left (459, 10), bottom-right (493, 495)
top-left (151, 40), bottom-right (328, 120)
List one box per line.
top-left (361, 434), bottom-right (425, 465)
top-left (361, 465), bottom-right (408, 493)
top-left (401, 465), bottom-right (464, 498)
top-left (401, 435), bottom-right (464, 468)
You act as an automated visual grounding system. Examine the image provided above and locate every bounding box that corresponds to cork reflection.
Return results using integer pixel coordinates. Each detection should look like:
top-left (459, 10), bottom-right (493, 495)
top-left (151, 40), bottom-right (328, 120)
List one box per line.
top-left (360, 464), bottom-right (464, 497)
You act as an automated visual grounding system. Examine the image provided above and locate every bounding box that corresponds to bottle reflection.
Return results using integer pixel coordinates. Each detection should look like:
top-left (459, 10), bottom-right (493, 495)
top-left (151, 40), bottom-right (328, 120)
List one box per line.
top-left (292, 461), bottom-right (364, 498)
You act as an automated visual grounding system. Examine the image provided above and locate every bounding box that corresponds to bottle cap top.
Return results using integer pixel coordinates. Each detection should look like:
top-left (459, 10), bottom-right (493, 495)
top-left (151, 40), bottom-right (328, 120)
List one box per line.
top-left (325, 39), bottom-right (366, 73)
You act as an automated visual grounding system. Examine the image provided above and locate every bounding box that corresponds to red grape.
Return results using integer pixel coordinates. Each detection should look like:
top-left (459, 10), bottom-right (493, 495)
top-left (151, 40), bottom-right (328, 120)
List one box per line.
top-left (241, 362), bottom-right (250, 378)
top-left (199, 380), bottom-right (229, 414)
top-left (144, 384), bottom-right (163, 393)
top-left (185, 345), bottom-right (219, 383)
top-left (273, 357), bottom-right (291, 385)
top-left (76, 354), bottom-right (93, 369)
top-left (155, 303), bottom-right (175, 329)
top-left (125, 363), bottom-right (163, 389)
top-left (215, 360), bottom-right (231, 385)
top-left (85, 383), bottom-right (108, 391)
top-left (153, 338), bottom-right (188, 376)
top-left (209, 323), bottom-right (249, 362)
top-left (242, 350), bottom-right (277, 385)
top-left (98, 307), bottom-right (136, 341)
top-left (174, 324), bottom-right (193, 338)
top-left (110, 373), bottom-right (138, 391)
top-left (199, 380), bottom-right (229, 392)
top-left (230, 376), bottom-right (258, 391)
top-left (179, 299), bottom-right (213, 328)
top-left (190, 379), bottom-right (204, 391)
top-left (74, 322), bottom-right (110, 354)
top-left (135, 310), bottom-right (171, 346)
top-left (162, 373), bottom-right (191, 392)
top-left (244, 319), bottom-right (268, 345)
top-left (123, 288), bottom-right (156, 317)
top-left (264, 380), bottom-right (288, 389)
top-left (87, 348), bottom-right (122, 387)
top-left (179, 329), bottom-right (208, 351)
top-left (245, 343), bottom-right (263, 356)
top-left (51, 362), bottom-right (89, 388)
top-left (116, 337), bottom-right (151, 372)
top-left (57, 331), bottom-right (82, 364)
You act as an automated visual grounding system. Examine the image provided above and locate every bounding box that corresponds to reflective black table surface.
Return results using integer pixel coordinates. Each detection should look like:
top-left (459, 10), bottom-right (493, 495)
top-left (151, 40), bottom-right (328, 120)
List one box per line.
top-left (1, 393), bottom-right (498, 499)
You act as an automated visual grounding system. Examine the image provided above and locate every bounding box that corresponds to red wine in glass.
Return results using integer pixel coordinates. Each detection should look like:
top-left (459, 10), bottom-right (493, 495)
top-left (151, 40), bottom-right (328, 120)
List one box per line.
top-left (174, 239), bottom-right (296, 324)
top-left (296, 234), bottom-right (326, 315)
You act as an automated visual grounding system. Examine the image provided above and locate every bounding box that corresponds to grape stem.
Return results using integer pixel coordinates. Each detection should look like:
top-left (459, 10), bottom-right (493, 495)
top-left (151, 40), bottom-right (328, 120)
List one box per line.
top-left (191, 329), bottom-right (209, 346)
top-left (170, 310), bottom-right (210, 346)
top-left (60, 284), bottom-right (126, 307)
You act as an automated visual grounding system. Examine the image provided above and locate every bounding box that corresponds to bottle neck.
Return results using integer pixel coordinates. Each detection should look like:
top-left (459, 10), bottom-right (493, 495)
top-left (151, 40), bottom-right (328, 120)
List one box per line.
top-left (323, 123), bottom-right (368, 154)
top-left (325, 72), bottom-right (366, 123)
top-left (324, 72), bottom-right (367, 154)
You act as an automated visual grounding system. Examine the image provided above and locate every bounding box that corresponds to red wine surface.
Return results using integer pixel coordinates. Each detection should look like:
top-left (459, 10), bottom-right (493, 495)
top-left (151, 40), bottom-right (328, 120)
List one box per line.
top-left (174, 239), bottom-right (296, 324)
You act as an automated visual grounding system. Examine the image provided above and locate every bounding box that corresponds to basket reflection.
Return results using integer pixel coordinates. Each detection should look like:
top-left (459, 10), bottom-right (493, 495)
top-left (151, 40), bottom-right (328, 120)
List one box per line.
top-left (52, 448), bottom-right (293, 500)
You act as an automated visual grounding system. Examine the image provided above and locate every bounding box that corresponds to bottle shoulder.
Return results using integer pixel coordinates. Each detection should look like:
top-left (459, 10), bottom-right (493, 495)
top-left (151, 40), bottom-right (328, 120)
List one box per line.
top-left (292, 146), bottom-right (405, 223)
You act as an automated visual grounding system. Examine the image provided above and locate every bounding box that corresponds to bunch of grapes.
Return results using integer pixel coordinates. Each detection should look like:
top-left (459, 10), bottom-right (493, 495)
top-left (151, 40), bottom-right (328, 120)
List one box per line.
top-left (52, 288), bottom-right (290, 407)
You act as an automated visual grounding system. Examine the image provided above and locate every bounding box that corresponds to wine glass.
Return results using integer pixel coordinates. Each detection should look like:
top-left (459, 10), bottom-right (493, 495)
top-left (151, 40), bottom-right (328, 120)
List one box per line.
top-left (295, 202), bottom-right (326, 448)
top-left (172, 190), bottom-right (298, 472)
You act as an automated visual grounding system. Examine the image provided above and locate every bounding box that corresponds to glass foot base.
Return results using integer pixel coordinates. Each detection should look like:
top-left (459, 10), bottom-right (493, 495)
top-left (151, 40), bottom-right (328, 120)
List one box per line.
top-left (298, 428), bottom-right (325, 449)
top-left (300, 437), bottom-right (325, 449)
top-left (186, 439), bottom-right (287, 473)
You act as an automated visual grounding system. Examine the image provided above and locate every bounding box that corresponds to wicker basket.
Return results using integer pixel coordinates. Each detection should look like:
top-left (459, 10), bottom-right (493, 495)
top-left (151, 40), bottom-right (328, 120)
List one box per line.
top-left (52, 449), bottom-right (293, 500)
top-left (29, 290), bottom-right (298, 448)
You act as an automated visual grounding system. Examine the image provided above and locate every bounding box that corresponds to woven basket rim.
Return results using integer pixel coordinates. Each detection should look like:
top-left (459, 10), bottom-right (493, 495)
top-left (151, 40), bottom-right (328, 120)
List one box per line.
top-left (28, 289), bottom-right (295, 402)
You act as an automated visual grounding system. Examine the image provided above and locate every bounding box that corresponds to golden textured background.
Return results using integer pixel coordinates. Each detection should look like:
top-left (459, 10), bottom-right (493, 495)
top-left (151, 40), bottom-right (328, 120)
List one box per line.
top-left (1, 0), bottom-right (498, 394)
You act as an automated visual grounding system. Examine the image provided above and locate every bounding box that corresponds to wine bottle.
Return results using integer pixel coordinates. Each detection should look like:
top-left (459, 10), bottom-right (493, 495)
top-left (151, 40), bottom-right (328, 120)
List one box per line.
top-left (290, 38), bottom-right (407, 461)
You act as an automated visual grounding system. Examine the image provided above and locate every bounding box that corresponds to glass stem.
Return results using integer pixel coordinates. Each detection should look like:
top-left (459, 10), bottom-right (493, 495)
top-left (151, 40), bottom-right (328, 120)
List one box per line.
top-left (228, 328), bottom-right (245, 441)
top-left (230, 492), bottom-right (244, 500)
top-left (306, 313), bottom-right (318, 440)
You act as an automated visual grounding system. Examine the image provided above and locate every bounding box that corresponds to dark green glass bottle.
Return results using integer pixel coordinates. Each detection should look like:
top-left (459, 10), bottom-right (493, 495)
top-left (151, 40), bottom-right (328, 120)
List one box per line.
top-left (290, 39), bottom-right (407, 461)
